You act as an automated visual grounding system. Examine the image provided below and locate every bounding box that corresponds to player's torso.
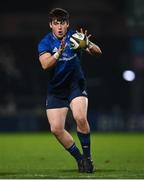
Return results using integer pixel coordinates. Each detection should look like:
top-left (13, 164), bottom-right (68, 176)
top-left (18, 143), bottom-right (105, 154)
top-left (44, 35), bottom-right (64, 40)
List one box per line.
top-left (39, 29), bottom-right (85, 93)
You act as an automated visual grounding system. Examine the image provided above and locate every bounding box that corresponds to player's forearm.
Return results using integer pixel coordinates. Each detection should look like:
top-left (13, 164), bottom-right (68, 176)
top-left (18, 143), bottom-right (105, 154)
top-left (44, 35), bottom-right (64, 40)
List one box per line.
top-left (87, 42), bottom-right (102, 56)
top-left (39, 53), bottom-right (59, 70)
top-left (42, 57), bottom-right (56, 70)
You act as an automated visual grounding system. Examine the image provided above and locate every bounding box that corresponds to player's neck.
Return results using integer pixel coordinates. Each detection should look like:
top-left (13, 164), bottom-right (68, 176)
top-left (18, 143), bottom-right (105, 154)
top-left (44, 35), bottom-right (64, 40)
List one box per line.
top-left (52, 32), bottom-right (63, 40)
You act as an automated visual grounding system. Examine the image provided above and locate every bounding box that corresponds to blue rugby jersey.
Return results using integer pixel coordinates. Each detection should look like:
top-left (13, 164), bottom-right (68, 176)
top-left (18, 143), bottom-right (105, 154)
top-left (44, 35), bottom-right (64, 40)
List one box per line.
top-left (38, 29), bottom-right (86, 94)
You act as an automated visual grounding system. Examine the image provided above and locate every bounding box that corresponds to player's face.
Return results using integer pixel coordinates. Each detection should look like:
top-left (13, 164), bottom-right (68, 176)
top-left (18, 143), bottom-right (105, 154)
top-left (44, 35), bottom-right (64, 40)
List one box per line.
top-left (49, 19), bottom-right (69, 39)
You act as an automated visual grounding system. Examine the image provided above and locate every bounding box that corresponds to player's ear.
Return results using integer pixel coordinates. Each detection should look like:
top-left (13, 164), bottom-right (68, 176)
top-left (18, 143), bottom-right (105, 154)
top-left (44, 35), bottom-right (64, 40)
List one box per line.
top-left (67, 22), bottom-right (69, 28)
top-left (49, 22), bottom-right (52, 28)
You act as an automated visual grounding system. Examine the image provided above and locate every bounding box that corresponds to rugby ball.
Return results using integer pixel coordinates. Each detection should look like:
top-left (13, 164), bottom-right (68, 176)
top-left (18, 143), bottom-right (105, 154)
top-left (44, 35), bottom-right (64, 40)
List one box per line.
top-left (70, 32), bottom-right (87, 49)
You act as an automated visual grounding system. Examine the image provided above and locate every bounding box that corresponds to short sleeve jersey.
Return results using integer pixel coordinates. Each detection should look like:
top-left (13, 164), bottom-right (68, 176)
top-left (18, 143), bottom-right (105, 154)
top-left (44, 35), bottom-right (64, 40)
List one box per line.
top-left (38, 29), bottom-right (86, 94)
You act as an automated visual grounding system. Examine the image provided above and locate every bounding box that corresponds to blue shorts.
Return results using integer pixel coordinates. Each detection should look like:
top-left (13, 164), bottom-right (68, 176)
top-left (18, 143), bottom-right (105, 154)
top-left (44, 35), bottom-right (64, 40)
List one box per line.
top-left (46, 86), bottom-right (88, 109)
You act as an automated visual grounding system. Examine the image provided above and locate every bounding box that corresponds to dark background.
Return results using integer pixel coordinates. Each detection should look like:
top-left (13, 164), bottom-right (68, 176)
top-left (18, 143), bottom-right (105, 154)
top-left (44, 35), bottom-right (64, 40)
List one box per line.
top-left (0, 0), bottom-right (144, 132)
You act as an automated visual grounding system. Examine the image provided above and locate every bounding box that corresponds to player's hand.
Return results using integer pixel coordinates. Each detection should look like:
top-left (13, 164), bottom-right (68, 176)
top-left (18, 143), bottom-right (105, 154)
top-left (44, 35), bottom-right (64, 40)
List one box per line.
top-left (78, 28), bottom-right (91, 47)
top-left (70, 28), bottom-right (90, 50)
top-left (53, 37), bottom-right (66, 60)
top-left (79, 28), bottom-right (91, 40)
top-left (58, 37), bottom-right (66, 55)
top-left (80, 28), bottom-right (102, 54)
top-left (73, 28), bottom-right (91, 49)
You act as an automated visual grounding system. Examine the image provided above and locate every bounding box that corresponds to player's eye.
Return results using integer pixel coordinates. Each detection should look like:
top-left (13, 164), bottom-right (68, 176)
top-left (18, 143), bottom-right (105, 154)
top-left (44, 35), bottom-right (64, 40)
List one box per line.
top-left (53, 22), bottom-right (58, 25)
top-left (61, 21), bottom-right (66, 25)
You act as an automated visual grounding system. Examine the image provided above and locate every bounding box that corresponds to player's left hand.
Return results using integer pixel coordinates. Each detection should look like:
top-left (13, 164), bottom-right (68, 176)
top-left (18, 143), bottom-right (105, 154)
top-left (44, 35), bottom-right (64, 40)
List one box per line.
top-left (78, 28), bottom-right (91, 47)
top-left (79, 28), bottom-right (91, 40)
top-left (70, 28), bottom-right (93, 50)
top-left (75, 28), bottom-right (91, 49)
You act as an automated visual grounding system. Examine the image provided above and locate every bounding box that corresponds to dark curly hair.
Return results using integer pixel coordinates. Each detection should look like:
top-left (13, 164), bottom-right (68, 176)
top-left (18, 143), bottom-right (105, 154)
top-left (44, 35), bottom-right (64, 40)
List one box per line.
top-left (48, 8), bottom-right (69, 23)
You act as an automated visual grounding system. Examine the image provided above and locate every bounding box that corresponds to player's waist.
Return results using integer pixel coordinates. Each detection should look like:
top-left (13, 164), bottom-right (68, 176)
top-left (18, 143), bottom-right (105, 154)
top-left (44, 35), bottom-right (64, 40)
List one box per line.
top-left (48, 78), bottom-right (86, 95)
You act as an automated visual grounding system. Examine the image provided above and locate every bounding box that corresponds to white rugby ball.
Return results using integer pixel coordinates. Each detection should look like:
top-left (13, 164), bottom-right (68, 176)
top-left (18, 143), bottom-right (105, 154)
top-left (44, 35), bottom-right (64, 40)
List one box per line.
top-left (70, 32), bottom-right (87, 49)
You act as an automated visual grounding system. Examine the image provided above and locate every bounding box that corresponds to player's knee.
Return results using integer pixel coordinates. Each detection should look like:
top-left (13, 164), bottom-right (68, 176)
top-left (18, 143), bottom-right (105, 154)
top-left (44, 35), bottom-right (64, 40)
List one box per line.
top-left (50, 126), bottom-right (63, 136)
top-left (74, 115), bottom-right (89, 129)
top-left (74, 114), bottom-right (85, 123)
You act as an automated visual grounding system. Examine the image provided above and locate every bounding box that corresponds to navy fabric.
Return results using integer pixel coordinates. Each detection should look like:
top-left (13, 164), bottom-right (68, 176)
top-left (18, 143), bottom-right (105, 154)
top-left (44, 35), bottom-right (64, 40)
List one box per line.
top-left (77, 131), bottom-right (91, 158)
top-left (38, 29), bottom-right (86, 95)
top-left (46, 79), bottom-right (88, 109)
top-left (66, 143), bottom-right (82, 162)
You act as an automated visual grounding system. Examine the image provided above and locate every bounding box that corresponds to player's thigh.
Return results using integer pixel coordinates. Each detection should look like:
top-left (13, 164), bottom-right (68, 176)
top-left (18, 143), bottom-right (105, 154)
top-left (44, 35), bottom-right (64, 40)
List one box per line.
top-left (70, 96), bottom-right (88, 120)
top-left (46, 108), bottom-right (68, 129)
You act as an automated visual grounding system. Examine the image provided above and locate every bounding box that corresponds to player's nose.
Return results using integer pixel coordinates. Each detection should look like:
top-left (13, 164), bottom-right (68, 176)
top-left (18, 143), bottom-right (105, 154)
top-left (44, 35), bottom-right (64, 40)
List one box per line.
top-left (58, 24), bottom-right (62, 29)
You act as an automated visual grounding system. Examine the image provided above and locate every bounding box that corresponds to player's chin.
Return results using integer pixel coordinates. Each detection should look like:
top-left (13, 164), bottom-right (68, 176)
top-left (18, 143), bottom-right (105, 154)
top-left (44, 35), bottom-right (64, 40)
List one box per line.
top-left (57, 33), bottom-right (64, 39)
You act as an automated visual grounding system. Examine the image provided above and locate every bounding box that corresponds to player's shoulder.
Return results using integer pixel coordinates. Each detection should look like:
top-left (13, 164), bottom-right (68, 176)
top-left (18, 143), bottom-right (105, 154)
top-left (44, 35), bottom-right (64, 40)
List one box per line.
top-left (38, 32), bottom-right (53, 54)
top-left (38, 32), bottom-right (53, 45)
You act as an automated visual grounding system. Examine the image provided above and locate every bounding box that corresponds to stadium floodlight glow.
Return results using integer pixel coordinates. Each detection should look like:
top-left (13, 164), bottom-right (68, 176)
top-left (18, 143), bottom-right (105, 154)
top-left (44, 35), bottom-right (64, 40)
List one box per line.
top-left (122, 70), bottom-right (135, 82)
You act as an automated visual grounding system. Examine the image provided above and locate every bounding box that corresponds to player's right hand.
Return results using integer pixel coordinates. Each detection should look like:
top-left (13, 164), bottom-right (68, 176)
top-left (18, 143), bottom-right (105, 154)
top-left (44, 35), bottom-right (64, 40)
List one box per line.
top-left (58, 37), bottom-right (66, 55)
top-left (53, 37), bottom-right (66, 60)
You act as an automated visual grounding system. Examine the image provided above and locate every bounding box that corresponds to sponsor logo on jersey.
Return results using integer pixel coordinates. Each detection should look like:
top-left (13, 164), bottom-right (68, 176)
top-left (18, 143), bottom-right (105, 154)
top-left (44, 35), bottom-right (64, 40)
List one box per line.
top-left (52, 47), bottom-right (58, 53)
top-left (59, 53), bottom-right (77, 61)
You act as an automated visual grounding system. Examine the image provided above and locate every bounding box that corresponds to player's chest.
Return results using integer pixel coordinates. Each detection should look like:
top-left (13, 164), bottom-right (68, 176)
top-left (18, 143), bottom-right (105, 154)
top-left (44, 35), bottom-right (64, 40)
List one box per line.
top-left (52, 39), bottom-right (75, 56)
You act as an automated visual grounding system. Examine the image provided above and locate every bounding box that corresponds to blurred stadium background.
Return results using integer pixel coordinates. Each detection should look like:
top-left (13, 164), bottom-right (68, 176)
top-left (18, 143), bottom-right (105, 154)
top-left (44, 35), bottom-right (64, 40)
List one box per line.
top-left (0, 0), bottom-right (144, 132)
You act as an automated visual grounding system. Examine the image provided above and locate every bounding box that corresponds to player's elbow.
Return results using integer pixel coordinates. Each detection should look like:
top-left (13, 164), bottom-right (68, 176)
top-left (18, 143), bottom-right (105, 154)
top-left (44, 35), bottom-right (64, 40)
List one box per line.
top-left (39, 58), bottom-right (48, 70)
top-left (97, 48), bottom-right (102, 55)
top-left (91, 46), bottom-right (102, 56)
top-left (94, 45), bottom-right (102, 55)
top-left (41, 63), bottom-right (48, 70)
top-left (41, 62), bottom-right (54, 71)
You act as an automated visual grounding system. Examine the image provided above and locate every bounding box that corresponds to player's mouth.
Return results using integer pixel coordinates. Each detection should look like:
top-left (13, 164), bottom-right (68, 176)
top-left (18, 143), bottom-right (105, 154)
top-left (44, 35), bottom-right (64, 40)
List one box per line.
top-left (58, 32), bottom-right (63, 36)
top-left (58, 31), bottom-right (63, 36)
